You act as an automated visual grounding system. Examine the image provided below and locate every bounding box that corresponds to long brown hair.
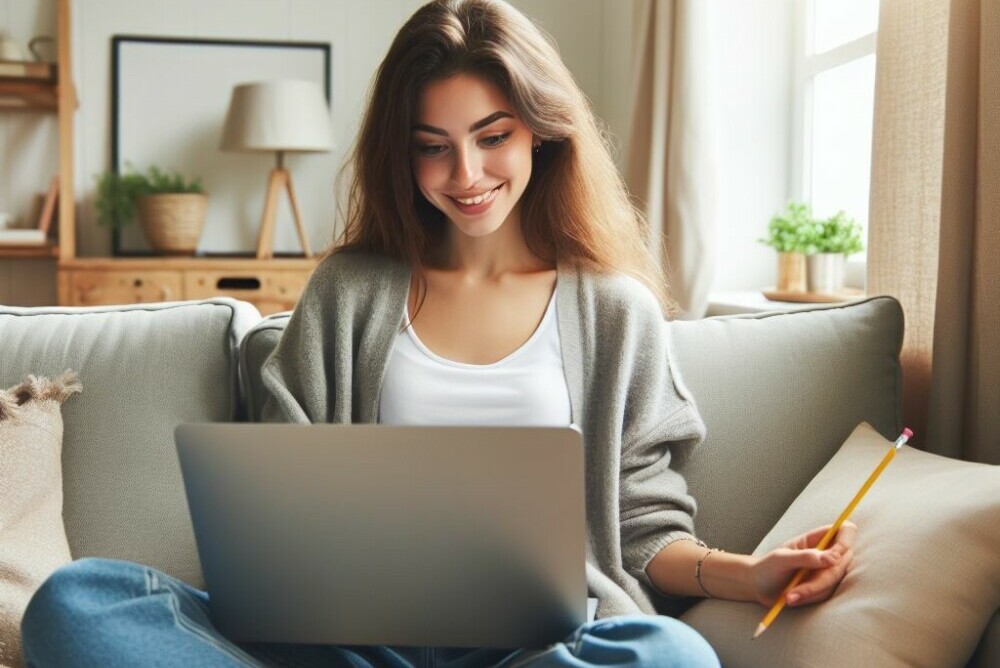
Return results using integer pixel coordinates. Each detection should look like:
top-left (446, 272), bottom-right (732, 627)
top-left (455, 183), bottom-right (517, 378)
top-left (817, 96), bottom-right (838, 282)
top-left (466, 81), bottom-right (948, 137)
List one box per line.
top-left (333, 0), bottom-right (673, 313)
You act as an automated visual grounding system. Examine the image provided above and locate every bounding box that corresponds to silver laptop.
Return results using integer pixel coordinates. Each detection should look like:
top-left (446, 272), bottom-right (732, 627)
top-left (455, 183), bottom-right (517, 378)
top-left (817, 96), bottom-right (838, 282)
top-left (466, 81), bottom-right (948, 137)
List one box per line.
top-left (174, 423), bottom-right (588, 649)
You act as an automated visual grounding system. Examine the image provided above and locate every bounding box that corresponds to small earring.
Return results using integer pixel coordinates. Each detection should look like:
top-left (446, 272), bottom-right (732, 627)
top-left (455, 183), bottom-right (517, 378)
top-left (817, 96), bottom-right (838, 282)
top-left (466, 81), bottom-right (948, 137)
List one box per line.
top-left (533, 144), bottom-right (541, 154)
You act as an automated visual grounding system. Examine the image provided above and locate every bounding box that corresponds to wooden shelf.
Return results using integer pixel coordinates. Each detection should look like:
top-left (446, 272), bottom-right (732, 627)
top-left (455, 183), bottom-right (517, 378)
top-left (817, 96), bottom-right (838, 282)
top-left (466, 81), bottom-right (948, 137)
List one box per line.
top-left (0, 61), bottom-right (58, 110)
top-left (0, 243), bottom-right (59, 259)
top-left (1, 0), bottom-right (76, 271)
top-left (59, 256), bottom-right (317, 271)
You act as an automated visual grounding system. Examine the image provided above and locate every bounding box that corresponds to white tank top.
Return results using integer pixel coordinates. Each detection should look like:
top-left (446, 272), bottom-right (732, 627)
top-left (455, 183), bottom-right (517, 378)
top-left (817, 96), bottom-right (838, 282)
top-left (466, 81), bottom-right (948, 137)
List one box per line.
top-left (378, 291), bottom-right (572, 426)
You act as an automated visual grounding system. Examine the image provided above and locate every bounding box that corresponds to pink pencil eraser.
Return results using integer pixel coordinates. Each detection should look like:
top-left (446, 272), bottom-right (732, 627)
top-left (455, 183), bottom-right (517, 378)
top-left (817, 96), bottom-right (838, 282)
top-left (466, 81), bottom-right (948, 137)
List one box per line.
top-left (903, 428), bottom-right (913, 439)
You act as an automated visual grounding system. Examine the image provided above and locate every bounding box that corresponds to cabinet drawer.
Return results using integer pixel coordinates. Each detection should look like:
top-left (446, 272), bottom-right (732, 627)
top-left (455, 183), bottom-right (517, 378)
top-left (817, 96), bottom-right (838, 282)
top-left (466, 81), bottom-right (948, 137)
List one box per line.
top-left (66, 270), bottom-right (183, 306)
top-left (183, 269), bottom-right (310, 314)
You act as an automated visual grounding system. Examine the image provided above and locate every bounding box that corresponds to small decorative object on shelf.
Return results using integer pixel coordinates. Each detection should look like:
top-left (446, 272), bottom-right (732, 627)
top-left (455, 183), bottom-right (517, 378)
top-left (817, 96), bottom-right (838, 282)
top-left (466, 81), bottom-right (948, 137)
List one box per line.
top-left (758, 201), bottom-right (811, 292)
top-left (799, 210), bottom-right (864, 294)
top-left (759, 201), bottom-right (865, 301)
top-left (0, 177), bottom-right (58, 254)
top-left (0, 33), bottom-right (59, 110)
top-left (37, 175), bottom-right (59, 235)
top-left (0, 33), bottom-right (28, 61)
top-left (96, 164), bottom-right (208, 256)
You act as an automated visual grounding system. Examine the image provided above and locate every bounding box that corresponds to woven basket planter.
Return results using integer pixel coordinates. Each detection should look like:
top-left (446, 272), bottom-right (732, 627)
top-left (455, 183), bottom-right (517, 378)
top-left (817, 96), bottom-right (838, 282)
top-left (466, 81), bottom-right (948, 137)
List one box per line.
top-left (136, 193), bottom-right (207, 255)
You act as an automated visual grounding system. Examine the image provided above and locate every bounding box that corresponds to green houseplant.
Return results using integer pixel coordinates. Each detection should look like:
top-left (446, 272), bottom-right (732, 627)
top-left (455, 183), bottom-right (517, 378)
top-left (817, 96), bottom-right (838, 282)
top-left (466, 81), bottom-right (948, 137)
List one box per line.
top-left (759, 201), bottom-right (813, 292)
top-left (798, 211), bottom-right (864, 255)
top-left (759, 201), bottom-right (813, 254)
top-left (96, 165), bottom-right (208, 255)
top-left (799, 210), bottom-right (864, 293)
top-left (759, 203), bottom-right (864, 294)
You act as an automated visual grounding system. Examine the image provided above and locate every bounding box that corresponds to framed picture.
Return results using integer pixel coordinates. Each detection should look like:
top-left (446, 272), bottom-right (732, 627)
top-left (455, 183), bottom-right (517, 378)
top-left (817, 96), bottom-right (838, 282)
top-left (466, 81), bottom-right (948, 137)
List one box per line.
top-left (111, 36), bottom-right (333, 256)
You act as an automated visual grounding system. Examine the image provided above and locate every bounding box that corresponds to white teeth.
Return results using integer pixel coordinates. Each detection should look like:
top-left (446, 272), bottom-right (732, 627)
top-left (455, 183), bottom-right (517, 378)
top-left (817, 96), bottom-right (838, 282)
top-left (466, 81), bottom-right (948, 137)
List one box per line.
top-left (455, 185), bottom-right (500, 206)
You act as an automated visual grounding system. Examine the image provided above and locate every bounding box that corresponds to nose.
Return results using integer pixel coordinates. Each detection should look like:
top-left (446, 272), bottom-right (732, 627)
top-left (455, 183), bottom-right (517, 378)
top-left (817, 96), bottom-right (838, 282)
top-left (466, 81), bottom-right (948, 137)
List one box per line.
top-left (452, 143), bottom-right (484, 188)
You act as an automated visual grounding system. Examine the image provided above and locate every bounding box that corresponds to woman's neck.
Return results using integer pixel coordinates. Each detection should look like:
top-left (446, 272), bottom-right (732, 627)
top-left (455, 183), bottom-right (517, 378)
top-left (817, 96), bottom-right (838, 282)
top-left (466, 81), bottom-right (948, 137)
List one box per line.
top-left (433, 212), bottom-right (553, 280)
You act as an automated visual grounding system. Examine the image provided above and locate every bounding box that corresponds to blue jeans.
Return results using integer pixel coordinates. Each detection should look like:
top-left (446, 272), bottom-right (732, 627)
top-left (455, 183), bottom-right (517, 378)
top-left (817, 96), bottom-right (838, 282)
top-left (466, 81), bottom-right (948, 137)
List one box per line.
top-left (22, 558), bottom-right (719, 668)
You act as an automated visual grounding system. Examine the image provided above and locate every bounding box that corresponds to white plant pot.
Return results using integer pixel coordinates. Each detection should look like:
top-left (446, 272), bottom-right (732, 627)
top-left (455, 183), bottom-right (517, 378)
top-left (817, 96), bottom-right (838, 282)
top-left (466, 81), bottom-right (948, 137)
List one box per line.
top-left (806, 253), bottom-right (846, 293)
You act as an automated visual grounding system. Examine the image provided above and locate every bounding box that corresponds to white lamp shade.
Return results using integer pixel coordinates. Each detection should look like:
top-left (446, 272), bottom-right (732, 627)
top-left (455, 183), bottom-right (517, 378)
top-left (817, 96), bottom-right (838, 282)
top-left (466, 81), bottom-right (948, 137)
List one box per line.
top-left (219, 80), bottom-right (332, 153)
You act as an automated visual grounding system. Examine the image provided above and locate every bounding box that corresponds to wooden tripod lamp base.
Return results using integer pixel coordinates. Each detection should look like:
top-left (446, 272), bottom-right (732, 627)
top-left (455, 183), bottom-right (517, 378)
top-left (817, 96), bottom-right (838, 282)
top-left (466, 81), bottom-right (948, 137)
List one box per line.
top-left (255, 167), bottom-right (314, 259)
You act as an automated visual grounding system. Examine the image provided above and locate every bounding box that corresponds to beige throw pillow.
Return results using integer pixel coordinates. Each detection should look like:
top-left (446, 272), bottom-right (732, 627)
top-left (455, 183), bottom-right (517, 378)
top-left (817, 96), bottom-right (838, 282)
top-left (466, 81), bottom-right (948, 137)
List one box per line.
top-left (0, 372), bottom-right (81, 668)
top-left (681, 422), bottom-right (1000, 668)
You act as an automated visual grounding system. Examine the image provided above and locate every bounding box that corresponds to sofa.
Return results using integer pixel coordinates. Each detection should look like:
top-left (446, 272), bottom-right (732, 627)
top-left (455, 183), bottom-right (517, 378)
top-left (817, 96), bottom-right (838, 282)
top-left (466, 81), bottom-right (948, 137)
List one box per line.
top-left (1, 295), bottom-right (995, 666)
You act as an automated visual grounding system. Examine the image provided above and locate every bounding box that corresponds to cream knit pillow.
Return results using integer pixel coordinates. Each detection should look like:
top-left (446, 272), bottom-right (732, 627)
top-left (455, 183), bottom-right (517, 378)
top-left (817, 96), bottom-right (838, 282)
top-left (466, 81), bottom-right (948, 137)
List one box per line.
top-left (681, 422), bottom-right (1000, 668)
top-left (0, 372), bottom-right (80, 668)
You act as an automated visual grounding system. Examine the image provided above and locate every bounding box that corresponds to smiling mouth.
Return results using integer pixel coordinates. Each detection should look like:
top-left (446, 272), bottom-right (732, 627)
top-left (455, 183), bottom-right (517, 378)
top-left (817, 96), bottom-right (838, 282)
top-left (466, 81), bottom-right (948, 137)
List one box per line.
top-left (448, 183), bottom-right (504, 206)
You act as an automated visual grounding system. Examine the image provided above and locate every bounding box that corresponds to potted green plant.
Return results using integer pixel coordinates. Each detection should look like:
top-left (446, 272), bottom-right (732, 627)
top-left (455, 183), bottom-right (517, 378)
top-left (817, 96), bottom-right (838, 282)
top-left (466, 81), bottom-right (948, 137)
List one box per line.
top-left (799, 211), bottom-right (864, 293)
top-left (759, 201), bottom-right (812, 292)
top-left (96, 165), bottom-right (207, 255)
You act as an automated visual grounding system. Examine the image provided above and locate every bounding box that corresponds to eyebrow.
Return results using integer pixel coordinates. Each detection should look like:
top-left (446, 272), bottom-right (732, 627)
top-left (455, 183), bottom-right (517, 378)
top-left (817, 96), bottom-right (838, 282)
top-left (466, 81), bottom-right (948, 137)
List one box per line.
top-left (412, 111), bottom-right (514, 137)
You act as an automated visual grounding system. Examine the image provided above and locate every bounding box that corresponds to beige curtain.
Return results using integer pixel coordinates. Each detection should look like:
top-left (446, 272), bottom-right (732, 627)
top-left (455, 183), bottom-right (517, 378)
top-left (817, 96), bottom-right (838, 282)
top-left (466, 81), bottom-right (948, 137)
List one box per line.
top-left (868, 0), bottom-right (999, 463)
top-left (626, 0), bottom-right (715, 319)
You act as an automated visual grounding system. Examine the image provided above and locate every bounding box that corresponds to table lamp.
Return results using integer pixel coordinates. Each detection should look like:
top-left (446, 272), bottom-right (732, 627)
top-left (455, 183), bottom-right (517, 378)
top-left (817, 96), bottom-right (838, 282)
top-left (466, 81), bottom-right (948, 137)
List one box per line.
top-left (220, 80), bottom-right (332, 259)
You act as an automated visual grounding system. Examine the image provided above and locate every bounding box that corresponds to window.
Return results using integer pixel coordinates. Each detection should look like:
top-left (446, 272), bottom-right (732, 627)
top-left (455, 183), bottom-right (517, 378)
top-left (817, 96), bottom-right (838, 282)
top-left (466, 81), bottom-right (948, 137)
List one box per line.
top-left (792, 0), bottom-right (879, 260)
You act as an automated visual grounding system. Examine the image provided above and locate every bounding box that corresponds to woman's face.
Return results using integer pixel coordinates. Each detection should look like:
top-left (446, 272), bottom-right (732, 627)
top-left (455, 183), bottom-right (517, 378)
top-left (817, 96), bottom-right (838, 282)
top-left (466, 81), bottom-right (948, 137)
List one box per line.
top-left (411, 73), bottom-right (535, 239)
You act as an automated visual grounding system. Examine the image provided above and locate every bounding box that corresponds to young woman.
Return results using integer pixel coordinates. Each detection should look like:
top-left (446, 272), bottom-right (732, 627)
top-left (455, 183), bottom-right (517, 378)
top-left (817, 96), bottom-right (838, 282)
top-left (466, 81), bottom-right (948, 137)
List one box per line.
top-left (23, 1), bottom-right (855, 666)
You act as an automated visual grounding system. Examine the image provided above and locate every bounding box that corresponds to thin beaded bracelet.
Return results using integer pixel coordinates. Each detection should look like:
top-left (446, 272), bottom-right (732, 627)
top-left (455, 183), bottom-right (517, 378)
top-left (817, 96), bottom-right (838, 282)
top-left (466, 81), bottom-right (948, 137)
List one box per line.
top-left (695, 548), bottom-right (722, 598)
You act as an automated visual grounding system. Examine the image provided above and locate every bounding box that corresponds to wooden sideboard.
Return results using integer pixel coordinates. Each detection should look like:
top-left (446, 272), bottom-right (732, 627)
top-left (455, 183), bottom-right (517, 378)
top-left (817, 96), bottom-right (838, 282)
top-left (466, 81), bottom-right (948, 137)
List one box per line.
top-left (57, 257), bottom-right (318, 315)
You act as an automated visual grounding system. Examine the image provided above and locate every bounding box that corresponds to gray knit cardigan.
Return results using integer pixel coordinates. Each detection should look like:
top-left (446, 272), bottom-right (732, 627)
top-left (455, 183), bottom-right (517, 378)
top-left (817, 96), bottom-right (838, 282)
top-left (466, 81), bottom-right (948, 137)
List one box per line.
top-left (260, 250), bottom-right (707, 619)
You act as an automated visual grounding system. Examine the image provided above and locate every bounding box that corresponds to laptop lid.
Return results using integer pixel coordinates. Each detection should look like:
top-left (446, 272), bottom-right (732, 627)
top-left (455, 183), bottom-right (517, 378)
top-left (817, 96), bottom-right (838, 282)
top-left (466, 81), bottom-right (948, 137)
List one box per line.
top-left (174, 424), bottom-right (587, 649)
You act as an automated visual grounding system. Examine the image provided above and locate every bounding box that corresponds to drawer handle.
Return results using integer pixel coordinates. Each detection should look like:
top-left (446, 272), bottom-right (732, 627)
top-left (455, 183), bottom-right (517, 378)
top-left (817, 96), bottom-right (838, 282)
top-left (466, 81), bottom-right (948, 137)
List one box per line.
top-left (216, 277), bottom-right (261, 291)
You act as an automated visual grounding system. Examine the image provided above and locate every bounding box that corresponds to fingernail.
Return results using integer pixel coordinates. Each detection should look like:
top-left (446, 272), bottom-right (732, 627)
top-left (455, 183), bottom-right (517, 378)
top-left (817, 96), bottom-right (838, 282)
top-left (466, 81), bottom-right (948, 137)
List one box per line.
top-left (787, 593), bottom-right (799, 604)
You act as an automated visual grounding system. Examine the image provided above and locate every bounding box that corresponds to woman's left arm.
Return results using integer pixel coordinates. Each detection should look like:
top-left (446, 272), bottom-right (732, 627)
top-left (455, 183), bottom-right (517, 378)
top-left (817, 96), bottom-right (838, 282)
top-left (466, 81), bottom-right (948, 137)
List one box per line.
top-left (645, 521), bottom-right (857, 606)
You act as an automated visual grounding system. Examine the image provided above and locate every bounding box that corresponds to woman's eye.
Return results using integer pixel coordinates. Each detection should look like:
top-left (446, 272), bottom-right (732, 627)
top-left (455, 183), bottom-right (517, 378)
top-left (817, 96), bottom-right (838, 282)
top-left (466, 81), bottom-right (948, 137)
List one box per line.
top-left (415, 133), bottom-right (510, 157)
top-left (418, 144), bottom-right (446, 157)
top-left (481, 133), bottom-right (511, 148)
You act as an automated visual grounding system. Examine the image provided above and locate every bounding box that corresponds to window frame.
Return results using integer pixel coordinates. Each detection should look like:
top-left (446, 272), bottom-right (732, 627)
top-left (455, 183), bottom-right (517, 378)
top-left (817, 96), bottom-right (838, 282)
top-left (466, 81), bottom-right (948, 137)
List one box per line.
top-left (791, 1), bottom-right (878, 206)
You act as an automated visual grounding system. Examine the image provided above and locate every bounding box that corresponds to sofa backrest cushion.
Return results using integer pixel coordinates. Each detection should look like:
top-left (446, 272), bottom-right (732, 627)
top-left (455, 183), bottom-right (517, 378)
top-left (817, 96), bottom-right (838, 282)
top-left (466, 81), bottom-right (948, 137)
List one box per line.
top-left (0, 299), bottom-right (259, 588)
top-left (668, 296), bottom-right (903, 554)
top-left (241, 297), bottom-right (903, 557)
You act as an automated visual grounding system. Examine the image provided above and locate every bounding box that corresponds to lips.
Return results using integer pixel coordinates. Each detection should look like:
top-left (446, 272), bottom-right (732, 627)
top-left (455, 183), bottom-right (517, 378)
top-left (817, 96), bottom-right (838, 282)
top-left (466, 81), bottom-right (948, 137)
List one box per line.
top-left (446, 183), bottom-right (504, 216)
top-left (448, 183), bottom-right (504, 204)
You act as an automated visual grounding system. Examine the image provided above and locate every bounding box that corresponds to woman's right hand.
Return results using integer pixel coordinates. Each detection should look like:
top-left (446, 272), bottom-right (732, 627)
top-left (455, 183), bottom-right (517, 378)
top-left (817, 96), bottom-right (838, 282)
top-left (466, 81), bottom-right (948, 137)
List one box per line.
top-left (748, 522), bottom-right (856, 608)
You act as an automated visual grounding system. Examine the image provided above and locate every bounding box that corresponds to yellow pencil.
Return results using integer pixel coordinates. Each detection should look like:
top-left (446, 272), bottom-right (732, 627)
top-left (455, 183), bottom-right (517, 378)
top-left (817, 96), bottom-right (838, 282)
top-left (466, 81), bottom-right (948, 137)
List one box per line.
top-left (752, 427), bottom-right (913, 639)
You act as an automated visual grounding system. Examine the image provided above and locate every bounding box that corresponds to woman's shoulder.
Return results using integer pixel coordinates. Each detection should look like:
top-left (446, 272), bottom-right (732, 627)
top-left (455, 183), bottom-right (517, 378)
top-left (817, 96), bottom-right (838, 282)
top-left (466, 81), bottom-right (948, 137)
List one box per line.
top-left (573, 266), bottom-right (663, 322)
top-left (298, 249), bottom-right (408, 311)
top-left (311, 248), bottom-right (406, 284)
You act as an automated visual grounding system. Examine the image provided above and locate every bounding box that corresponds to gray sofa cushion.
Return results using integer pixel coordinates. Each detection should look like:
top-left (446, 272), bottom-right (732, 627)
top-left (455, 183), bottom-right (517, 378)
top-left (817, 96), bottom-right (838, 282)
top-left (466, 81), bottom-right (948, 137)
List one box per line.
top-left (669, 296), bottom-right (903, 555)
top-left (0, 299), bottom-right (259, 588)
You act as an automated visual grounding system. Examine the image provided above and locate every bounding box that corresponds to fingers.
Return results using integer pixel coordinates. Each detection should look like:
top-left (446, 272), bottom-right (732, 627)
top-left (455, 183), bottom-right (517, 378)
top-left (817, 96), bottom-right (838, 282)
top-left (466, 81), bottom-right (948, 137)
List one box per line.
top-left (774, 547), bottom-right (839, 571)
top-left (785, 521), bottom-right (858, 551)
top-left (786, 548), bottom-right (854, 607)
top-left (835, 521), bottom-right (858, 548)
top-left (784, 525), bottom-right (832, 550)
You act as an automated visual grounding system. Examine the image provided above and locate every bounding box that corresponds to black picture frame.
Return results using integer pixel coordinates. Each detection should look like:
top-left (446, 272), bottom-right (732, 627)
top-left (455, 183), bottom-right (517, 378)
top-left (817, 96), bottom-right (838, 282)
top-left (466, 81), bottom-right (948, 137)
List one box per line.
top-left (110, 36), bottom-right (332, 257)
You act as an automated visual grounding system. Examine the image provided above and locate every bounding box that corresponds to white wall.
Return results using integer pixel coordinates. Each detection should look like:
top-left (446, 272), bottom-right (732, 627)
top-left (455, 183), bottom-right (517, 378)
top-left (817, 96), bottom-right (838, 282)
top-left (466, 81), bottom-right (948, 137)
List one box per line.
top-left (0, 0), bottom-right (635, 272)
top-left (711, 0), bottom-right (794, 291)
